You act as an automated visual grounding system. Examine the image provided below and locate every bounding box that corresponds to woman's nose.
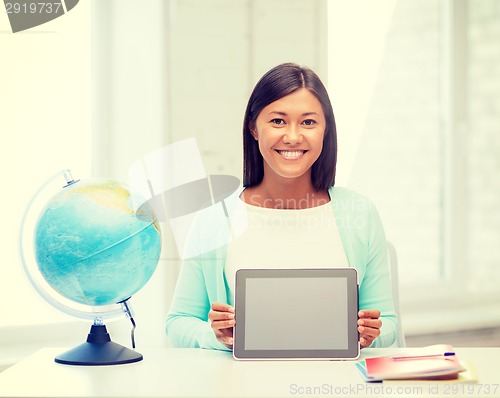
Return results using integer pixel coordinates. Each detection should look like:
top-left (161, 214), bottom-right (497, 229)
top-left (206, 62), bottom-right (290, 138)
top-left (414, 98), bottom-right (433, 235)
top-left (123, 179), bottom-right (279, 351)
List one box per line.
top-left (283, 126), bottom-right (302, 144)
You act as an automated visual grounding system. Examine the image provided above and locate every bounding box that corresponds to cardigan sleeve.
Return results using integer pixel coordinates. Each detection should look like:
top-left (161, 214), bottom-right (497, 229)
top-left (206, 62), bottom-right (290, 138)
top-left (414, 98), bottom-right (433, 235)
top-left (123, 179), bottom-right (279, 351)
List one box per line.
top-left (331, 187), bottom-right (397, 348)
top-left (165, 197), bottom-right (236, 351)
top-left (165, 254), bottom-right (230, 351)
top-left (359, 197), bottom-right (398, 348)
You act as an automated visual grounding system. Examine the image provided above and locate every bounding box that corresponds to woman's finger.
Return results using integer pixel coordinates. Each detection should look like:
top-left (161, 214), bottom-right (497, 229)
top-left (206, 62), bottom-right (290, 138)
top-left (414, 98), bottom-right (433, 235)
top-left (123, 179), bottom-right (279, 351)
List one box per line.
top-left (208, 310), bottom-right (235, 322)
top-left (358, 309), bottom-right (380, 319)
top-left (208, 302), bottom-right (235, 323)
top-left (360, 336), bottom-right (375, 348)
top-left (358, 325), bottom-right (381, 338)
top-left (211, 319), bottom-right (235, 330)
top-left (211, 302), bottom-right (235, 313)
top-left (357, 318), bottom-right (382, 329)
top-left (212, 320), bottom-right (234, 348)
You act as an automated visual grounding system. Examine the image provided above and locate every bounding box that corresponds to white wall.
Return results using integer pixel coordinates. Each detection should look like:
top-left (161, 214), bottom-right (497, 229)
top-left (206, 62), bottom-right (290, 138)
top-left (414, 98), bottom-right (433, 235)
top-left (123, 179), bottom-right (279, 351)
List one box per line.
top-left (0, 0), bottom-right (93, 371)
top-left (91, 0), bottom-right (328, 349)
top-left (466, 0), bottom-right (500, 293)
top-left (329, 0), bottom-right (500, 335)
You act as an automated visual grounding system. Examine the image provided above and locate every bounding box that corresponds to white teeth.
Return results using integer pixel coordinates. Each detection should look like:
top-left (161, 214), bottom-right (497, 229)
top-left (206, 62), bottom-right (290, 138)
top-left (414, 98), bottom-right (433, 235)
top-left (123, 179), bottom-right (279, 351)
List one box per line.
top-left (278, 150), bottom-right (304, 158)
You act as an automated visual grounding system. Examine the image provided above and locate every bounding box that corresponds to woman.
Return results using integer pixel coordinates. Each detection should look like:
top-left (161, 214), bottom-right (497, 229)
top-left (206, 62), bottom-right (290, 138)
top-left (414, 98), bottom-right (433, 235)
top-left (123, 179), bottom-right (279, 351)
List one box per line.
top-left (166, 63), bottom-right (397, 351)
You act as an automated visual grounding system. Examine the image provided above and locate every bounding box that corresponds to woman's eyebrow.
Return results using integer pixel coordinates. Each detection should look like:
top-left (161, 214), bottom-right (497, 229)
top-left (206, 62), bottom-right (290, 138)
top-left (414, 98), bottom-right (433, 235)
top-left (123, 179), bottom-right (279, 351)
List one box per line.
top-left (266, 111), bottom-right (320, 117)
top-left (266, 111), bottom-right (287, 117)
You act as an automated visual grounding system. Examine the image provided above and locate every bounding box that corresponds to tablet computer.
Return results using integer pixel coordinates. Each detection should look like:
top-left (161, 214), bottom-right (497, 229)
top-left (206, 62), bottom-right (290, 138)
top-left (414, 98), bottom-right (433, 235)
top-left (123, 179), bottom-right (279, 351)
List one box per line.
top-left (233, 268), bottom-right (359, 360)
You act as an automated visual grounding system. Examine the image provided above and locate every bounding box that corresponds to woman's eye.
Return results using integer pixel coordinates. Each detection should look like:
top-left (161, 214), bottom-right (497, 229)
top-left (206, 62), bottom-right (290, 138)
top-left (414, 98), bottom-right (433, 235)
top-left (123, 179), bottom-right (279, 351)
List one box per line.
top-left (270, 118), bottom-right (285, 125)
top-left (302, 119), bottom-right (317, 126)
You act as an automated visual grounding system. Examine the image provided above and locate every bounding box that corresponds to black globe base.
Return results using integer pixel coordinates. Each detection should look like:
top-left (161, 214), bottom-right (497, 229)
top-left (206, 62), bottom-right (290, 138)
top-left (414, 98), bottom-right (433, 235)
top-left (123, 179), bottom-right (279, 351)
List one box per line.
top-left (55, 324), bottom-right (143, 366)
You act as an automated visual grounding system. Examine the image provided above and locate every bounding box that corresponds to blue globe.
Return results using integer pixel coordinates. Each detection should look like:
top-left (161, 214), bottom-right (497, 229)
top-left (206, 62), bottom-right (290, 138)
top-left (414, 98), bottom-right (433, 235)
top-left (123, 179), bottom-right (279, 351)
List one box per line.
top-left (33, 178), bottom-right (161, 306)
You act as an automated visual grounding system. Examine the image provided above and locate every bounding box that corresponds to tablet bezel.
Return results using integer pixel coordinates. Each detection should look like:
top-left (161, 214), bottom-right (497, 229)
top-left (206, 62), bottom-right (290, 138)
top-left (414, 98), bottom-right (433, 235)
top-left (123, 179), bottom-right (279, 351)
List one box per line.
top-left (233, 268), bottom-right (360, 360)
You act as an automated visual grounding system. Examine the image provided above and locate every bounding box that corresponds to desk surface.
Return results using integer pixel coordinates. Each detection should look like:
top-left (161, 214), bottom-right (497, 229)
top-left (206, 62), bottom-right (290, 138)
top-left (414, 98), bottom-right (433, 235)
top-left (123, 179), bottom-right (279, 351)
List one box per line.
top-left (0, 347), bottom-right (499, 397)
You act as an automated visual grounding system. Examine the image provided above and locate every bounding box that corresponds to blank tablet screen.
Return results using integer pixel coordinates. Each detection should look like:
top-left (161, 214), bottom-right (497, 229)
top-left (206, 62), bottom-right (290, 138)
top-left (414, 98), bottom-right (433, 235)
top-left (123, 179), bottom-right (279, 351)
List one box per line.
top-left (233, 268), bottom-right (359, 360)
top-left (245, 277), bottom-right (348, 350)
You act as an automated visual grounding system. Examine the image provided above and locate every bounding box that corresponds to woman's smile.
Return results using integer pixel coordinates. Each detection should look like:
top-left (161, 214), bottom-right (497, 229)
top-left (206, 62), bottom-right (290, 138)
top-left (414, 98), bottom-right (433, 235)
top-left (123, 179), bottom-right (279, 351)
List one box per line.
top-left (275, 149), bottom-right (308, 160)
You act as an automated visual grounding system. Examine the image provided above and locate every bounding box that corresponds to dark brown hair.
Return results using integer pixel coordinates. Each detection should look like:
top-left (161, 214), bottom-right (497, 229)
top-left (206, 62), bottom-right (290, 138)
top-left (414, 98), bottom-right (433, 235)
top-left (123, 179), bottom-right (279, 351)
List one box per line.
top-left (242, 63), bottom-right (337, 191)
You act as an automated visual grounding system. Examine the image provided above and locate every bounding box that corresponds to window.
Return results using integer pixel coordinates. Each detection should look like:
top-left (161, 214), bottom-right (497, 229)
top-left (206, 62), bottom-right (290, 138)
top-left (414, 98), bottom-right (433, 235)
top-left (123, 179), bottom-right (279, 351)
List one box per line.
top-left (465, 0), bottom-right (500, 294)
top-left (328, 0), bottom-right (442, 284)
top-left (0, 2), bottom-right (91, 326)
top-left (328, 0), bottom-right (500, 321)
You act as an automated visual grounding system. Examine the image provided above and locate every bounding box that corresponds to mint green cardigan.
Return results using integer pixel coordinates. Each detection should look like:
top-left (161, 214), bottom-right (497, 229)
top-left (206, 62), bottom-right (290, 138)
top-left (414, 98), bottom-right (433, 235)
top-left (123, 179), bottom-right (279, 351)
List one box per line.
top-left (166, 187), bottom-right (397, 350)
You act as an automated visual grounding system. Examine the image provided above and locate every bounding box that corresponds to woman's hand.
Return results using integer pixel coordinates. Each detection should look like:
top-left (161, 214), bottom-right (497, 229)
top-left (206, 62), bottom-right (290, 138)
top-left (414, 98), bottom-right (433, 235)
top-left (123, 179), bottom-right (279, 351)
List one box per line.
top-left (208, 302), bottom-right (235, 349)
top-left (357, 310), bottom-right (382, 348)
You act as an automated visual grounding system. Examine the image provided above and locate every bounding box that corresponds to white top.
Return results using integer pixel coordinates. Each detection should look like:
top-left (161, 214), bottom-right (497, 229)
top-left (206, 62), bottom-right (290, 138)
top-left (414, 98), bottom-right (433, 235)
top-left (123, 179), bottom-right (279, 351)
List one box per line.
top-left (225, 198), bottom-right (349, 301)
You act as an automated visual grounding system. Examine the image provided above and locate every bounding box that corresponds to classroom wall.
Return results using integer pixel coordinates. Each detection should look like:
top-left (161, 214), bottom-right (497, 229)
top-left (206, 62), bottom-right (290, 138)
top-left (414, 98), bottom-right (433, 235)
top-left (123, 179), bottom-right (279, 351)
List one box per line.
top-left (91, 0), bottom-right (328, 350)
top-left (466, 0), bottom-right (500, 292)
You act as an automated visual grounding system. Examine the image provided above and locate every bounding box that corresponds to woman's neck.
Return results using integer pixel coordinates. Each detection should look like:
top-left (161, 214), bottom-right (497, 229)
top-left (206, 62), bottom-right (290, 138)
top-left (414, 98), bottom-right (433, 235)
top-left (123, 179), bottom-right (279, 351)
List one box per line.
top-left (242, 177), bottom-right (330, 209)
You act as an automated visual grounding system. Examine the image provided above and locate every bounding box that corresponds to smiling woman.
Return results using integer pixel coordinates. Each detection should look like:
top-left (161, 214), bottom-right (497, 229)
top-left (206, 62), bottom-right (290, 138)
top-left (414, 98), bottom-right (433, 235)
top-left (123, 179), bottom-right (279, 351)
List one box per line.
top-left (247, 88), bottom-right (327, 201)
top-left (166, 63), bottom-right (398, 352)
top-left (243, 63), bottom-right (337, 194)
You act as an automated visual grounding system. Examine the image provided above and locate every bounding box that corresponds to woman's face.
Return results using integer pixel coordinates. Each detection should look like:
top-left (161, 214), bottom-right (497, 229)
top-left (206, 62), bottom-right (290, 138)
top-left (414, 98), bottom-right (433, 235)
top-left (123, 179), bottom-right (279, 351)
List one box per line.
top-left (251, 88), bottom-right (326, 184)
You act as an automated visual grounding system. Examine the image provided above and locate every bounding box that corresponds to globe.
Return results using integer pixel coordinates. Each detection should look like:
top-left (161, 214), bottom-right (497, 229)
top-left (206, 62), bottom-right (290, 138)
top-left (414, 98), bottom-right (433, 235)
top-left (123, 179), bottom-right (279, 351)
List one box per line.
top-left (18, 170), bottom-right (162, 366)
top-left (34, 178), bottom-right (161, 307)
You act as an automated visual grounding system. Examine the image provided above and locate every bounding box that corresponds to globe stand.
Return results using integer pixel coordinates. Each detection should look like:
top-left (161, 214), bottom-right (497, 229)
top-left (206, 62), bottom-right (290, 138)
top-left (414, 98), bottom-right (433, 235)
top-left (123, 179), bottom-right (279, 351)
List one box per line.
top-left (55, 324), bottom-right (143, 366)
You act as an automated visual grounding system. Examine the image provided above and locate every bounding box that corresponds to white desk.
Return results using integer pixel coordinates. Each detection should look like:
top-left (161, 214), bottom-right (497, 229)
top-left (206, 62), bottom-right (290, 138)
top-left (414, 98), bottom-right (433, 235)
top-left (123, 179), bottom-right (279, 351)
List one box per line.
top-left (0, 347), bottom-right (499, 397)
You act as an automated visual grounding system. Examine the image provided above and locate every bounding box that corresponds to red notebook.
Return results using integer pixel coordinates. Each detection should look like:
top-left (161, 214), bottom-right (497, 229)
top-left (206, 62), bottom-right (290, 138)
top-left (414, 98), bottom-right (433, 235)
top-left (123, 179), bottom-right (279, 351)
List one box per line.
top-left (365, 345), bottom-right (465, 380)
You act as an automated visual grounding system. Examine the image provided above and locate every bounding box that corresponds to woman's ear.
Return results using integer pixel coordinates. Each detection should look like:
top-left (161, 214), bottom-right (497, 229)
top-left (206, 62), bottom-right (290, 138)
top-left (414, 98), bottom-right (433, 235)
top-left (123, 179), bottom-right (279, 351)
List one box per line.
top-left (249, 122), bottom-right (258, 140)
